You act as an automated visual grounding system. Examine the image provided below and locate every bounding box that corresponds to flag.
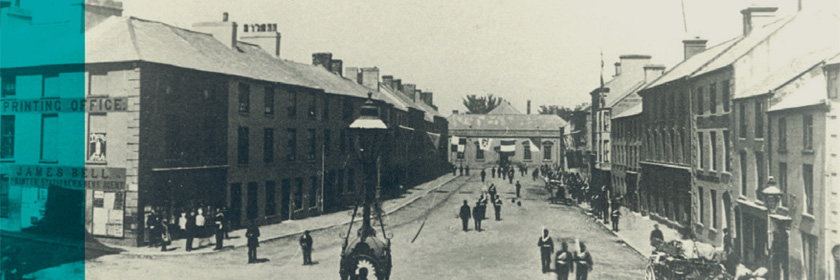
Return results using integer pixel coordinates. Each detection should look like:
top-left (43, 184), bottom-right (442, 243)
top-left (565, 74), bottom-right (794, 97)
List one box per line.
top-left (479, 138), bottom-right (492, 151)
top-left (450, 136), bottom-right (459, 152)
top-left (500, 139), bottom-right (516, 152)
top-left (457, 137), bottom-right (467, 152)
top-left (528, 140), bottom-right (540, 152)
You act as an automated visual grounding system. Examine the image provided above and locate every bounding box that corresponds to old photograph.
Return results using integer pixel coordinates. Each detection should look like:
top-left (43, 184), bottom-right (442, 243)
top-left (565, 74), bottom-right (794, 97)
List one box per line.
top-left (1, 0), bottom-right (839, 279)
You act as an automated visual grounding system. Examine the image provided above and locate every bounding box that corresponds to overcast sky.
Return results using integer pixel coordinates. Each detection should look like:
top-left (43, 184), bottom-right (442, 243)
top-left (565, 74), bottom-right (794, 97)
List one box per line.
top-left (54, 0), bottom-right (816, 114)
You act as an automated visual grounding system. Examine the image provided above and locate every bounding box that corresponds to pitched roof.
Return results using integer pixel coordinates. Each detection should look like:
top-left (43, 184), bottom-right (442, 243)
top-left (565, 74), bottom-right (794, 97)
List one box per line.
top-left (448, 114), bottom-right (566, 132)
top-left (487, 102), bottom-right (521, 115)
top-left (612, 103), bottom-right (642, 119)
top-left (738, 49), bottom-right (838, 100)
top-left (643, 38), bottom-right (740, 90)
top-left (768, 65), bottom-right (828, 112)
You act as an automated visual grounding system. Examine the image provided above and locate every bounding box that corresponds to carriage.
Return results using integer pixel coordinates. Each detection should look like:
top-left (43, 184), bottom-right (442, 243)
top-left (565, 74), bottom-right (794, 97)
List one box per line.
top-left (645, 239), bottom-right (734, 280)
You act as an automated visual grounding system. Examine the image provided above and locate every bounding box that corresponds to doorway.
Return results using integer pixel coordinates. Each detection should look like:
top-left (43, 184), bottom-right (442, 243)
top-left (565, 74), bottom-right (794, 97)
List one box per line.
top-left (246, 182), bottom-right (258, 222)
top-left (230, 183), bottom-right (242, 229)
top-left (281, 179), bottom-right (291, 220)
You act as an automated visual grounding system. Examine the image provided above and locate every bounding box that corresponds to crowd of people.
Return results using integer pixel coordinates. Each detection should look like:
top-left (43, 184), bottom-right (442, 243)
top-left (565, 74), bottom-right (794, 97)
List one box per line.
top-left (539, 167), bottom-right (625, 232)
top-left (146, 206), bottom-right (230, 252)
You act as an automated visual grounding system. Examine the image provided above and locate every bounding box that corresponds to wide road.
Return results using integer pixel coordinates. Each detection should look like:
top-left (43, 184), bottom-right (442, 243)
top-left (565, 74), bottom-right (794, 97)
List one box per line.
top-left (85, 174), bottom-right (646, 279)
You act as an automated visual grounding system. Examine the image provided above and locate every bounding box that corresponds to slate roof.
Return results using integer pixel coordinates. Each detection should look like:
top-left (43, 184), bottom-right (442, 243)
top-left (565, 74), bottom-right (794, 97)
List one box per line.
top-left (448, 114), bottom-right (566, 132)
top-left (643, 38), bottom-right (740, 90)
top-left (768, 66), bottom-right (828, 112)
top-left (738, 49), bottom-right (838, 100)
top-left (612, 103), bottom-right (642, 119)
top-left (488, 102), bottom-right (522, 115)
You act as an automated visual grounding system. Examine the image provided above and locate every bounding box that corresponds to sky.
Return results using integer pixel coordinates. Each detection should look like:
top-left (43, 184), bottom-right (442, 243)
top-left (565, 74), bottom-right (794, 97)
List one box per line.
top-left (31, 0), bottom-right (810, 114)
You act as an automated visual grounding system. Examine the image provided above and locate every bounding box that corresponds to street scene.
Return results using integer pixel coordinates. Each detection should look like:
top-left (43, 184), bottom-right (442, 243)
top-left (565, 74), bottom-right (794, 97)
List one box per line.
top-left (2, 0), bottom-right (840, 279)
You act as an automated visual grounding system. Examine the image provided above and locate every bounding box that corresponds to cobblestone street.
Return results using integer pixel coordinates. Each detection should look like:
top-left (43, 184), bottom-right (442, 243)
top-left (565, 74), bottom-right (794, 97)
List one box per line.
top-left (84, 174), bottom-right (646, 279)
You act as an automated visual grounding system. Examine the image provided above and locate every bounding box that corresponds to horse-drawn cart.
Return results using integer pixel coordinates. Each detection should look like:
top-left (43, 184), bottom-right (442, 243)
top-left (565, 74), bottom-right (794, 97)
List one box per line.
top-left (645, 239), bottom-right (734, 280)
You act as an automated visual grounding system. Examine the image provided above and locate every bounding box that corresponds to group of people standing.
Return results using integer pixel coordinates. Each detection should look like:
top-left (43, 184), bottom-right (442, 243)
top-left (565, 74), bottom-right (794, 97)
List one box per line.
top-left (538, 229), bottom-right (594, 280)
top-left (458, 184), bottom-right (506, 232)
top-left (544, 171), bottom-right (624, 232)
top-left (146, 206), bottom-right (229, 252)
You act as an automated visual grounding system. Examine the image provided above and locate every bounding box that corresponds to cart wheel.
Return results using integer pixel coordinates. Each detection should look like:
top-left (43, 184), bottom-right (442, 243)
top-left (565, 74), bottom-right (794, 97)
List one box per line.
top-left (645, 264), bottom-right (656, 280)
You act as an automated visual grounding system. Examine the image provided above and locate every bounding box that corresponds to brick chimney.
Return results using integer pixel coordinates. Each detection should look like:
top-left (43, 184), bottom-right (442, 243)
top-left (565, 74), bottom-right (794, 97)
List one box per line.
top-left (618, 55), bottom-right (652, 82)
top-left (81, 0), bottom-right (123, 32)
top-left (643, 64), bottom-right (666, 83)
top-left (329, 59), bottom-right (343, 76)
top-left (527, 100), bottom-right (531, 114)
top-left (239, 27), bottom-right (281, 57)
top-left (414, 89), bottom-right (422, 102)
top-left (192, 13), bottom-right (238, 49)
top-left (392, 79), bottom-right (402, 92)
top-left (614, 62), bottom-right (621, 77)
top-left (682, 37), bottom-right (707, 60)
top-left (420, 91), bottom-right (434, 107)
top-left (360, 67), bottom-right (379, 91)
top-left (345, 67), bottom-right (359, 83)
top-left (382, 75), bottom-right (394, 89)
top-left (312, 53), bottom-right (332, 69)
top-left (741, 7), bottom-right (778, 36)
top-left (402, 84), bottom-right (417, 101)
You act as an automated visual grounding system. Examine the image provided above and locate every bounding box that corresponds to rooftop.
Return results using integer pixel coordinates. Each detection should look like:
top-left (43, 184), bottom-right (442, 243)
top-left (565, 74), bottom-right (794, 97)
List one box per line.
top-left (448, 113), bottom-right (566, 132)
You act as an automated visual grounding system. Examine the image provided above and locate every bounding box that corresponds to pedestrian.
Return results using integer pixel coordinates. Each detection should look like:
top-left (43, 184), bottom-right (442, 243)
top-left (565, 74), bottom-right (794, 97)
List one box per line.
top-left (515, 181), bottom-right (522, 198)
top-left (502, 168), bottom-right (507, 180)
top-left (488, 184), bottom-right (497, 201)
top-left (472, 201), bottom-right (483, 232)
top-left (493, 195), bottom-right (503, 221)
top-left (532, 168), bottom-right (538, 181)
top-left (246, 221), bottom-right (260, 263)
top-left (178, 211), bottom-right (188, 238)
top-left (459, 200), bottom-right (471, 231)
top-left (466, 165), bottom-right (470, 176)
top-left (480, 169), bottom-right (486, 183)
top-left (2, 246), bottom-right (22, 280)
top-left (185, 209), bottom-right (196, 252)
top-left (574, 242), bottom-right (593, 280)
top-left (459, 166), bottom-right (463, 176)
top-left (453, 166), bottom-right (457, 176)
top-left (722, 228), bottom-right (733, 255)
top-left (300, 230), bottom-right (314, 265)
top-left (160, 218), bottom-right (172, 252)
top-left (492, 167), bottom-right (496, 178)
top-left (195, 208), bottom-right (207, 247)
top-left (147, 209), bottom-right (160, 248)
top-left (508, 169), bottom-right (514, 184)
top-left (555, 241), bottom-right (573, 280)
top-left (650, 224), bottom-right (664, 248)
top-left (214, 208), bottom-right (225, 250)
top-left (538, 229), bottom-right (554, 273)
top-left (611, 207), bottom-right (621, 232)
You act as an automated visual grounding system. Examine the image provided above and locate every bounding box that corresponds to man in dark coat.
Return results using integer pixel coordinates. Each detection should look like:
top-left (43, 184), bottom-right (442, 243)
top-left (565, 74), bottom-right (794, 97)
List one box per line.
top-left (465, 165), bottom-right (470, 176)
top-left (488, 184), bottom-right (497, 201)
top-left (300, 230), bottom-right (314, 265)
top-left (147, 209), bottom-right (160, 248)
top-left (459, 166), bottom-right (463, 176)
top-left (493, 195), bottom-right (503, 221)
top-left (453, 166), bottom-right (457, 176)
top-left (650, 224), bottom-right (664, 248)
top-left (480, 169), bottom-right (486, 183)
top-left (492, 167), bottom-right (496, 178)
top-left (214, 208), bottom-right (225, 250)
top-left (555, 241), bottom-right (573, 280)
top-left (538, 229), bottom-right (554, 273)
top-left (502, 168), bottom-right (507, 180)
top-left (459, 200), bottom-right (471, 231)
top-left (508, 169), bottom-right (514, 184)
top-left (611, 207), bottom-right (621, 232)
top-left (574, 242), bottom-right (593, 280)
top-left (472, 201), bottom-right (483, 232)
top-left (185, 210), bottom-right (196, 252)
top-left (515, 181), bottom-right (522, 198)
top-left (246, 222), bottom-right (261, 263)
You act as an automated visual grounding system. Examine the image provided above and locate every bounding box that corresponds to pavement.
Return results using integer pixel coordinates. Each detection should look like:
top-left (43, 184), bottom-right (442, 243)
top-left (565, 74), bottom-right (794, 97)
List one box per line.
top-left (107, 174), bottom-right (458, 256)
top-left (576, 203), bottom-right (680, 257)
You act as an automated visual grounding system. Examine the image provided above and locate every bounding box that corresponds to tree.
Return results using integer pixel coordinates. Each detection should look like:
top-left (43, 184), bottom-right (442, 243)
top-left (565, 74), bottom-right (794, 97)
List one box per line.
top-left (538, 105), bottom-right (576, 122)
top-left (462, 94), bottom-right (503, 114)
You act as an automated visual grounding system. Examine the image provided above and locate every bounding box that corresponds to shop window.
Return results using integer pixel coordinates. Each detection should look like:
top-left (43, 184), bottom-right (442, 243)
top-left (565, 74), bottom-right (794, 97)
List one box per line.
top-left (2, 75), bottom-right (15, 97)
top-left (91, 191), bottom-right (125, 237)
top-left (238, 126), bottom-right (249, 164)
top-left (294, 178), bottom-right (303, 210)
top-left (309, 176), bottom-right (317, 208)
top-left (265, 181), bottom-right (276, 216)
top-left (286, 128), bottom-right (297, 161)
top-left (264, 128), bottom-right (274, 164)
top-left (40, 114), bottom-right (58, 162)
top-left (238, 83), bottom-right (250, 113)
top-left (264, 86), bottom-right (274, 115)
top-left (2, 115), bottom-right (15, 159)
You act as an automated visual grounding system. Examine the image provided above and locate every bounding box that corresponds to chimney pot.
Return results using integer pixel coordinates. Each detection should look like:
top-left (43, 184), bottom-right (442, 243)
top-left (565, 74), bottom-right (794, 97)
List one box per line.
top-left (392, 79), bottom-right (402, 92)
top-left (402, 84), bottom-right (417, 101)
top-left (643, 64), bottom-right (666, 83)
top-left (312, 53), bottom-right (333, 69)
top-left (382, 75), bottom-right (394, 88)
top-left (682, 37), bottom-right (707, 60)
top-left (329, 59), bottom-right (343, 76)
top-left (614, 62), bottom-right (621, 76)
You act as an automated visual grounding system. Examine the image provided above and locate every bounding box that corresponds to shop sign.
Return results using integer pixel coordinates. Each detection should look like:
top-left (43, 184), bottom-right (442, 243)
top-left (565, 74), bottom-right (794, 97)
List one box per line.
top-left (9, 165), bottom-right (126, 191)
top-left (1, 97), bottom-right (128, 113)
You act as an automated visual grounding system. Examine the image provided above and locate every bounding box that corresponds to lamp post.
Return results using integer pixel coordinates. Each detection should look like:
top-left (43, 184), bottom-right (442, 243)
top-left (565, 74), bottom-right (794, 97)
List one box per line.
top-left (340, 92), bottom-right (392, 280)
top-left (762, 176), bottom-right (790, 280)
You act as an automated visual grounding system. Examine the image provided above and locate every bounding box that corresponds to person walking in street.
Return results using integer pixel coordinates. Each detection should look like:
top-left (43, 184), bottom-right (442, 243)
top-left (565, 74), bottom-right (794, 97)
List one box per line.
top-left (650, 224), bottom-right (664, 248)
top-left (466, 165), bottom-right (470, 176)
top-left (453, 166), bottom-right (457, 176)
top-left (185, 209), bottom-right (196, 252)
top-left (538, 229), bottom-right (554, 273)
top-left (221, 207), bottom-right (231, 239)
top-left (300, 230), bottom-right (314, 265)
top-left (493, 195), bottom-right (503, 221)
top-left (555, 241), bottom-right (573, 280)
top-left (459, 166), bottom-right (464, 176)
top-left (502, 167), bottom-right (507, 180)
top-left (488, 184), bottom-right (497, 202)
top-left (459, 200), bottom-right (471, 231)
top-left (472, 201), bottom-right (483, 232)
top-left (480, 169), bottom-right (486, 183)
top-left (508, 169), bottom-right (514, 184)
top-left (214, 208), bottom-right (225, 250)
top-left (611, 207), bottom-right (621, 232)
top-left (515, 181), bottom-right (522, 198)
top-left (160, 218), bottom-right (172, 252)
top-left (574, 242), bottom-right (593, 280)
top-left (246, 221), bottom-right (260, 263)
top-left (492, 167), bottom-right (496, 178)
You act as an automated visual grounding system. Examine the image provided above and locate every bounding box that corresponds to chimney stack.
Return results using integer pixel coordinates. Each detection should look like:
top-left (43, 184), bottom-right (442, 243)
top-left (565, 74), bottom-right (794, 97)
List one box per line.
top-left (614, 62), bottom-right (622, 77)
top-left (382, 75), bottom-right (394, 89)
top-left (414, 89), bottom-right (422, 102)
top-left (527, 100), bottom-right (531, 114)
top-left (643, 64), bottom-right (666, 83)
top-left (192, 13), bottom-right (237, 49)
top-left (360, 67), bottom-right (379, 91)
top-left (329, 59), bottom-right (343, 76)
top-left (402, 84), bottom-right (417, 101)
top-left (741, 7), bottom-right (777, 36)
top-left (420, 91), bottom-right (434, 107)
top-left (312, 53), bottom-right (333, 69)
top-left (682, 37), bottom-right (707, 60)
top-left (240, 28), bottom-right (281, 57)
top-left (392, 79), bottom-right (402, 92)
top-left (345, 67), bottom-right (360, 83)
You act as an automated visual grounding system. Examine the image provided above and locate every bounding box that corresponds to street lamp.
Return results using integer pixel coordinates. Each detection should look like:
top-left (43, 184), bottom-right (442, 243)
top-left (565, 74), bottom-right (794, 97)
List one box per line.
top-left (762, 176), bottom-right (791, 280)
top-left (761, 176), bottom-right (783, 214)
top-left (340, 92), bottom-right (392, 280)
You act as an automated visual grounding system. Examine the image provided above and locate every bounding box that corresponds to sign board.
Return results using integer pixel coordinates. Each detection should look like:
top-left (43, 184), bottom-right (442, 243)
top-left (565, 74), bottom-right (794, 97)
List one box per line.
top-left (9, 165), bottom-right (127, 191)
top-left (1, 97), bottom-right (129, 113)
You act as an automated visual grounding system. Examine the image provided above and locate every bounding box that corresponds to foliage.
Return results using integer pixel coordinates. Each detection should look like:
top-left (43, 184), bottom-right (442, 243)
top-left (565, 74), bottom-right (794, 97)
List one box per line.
top-left (461, 94), bottom-right (504, 114)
